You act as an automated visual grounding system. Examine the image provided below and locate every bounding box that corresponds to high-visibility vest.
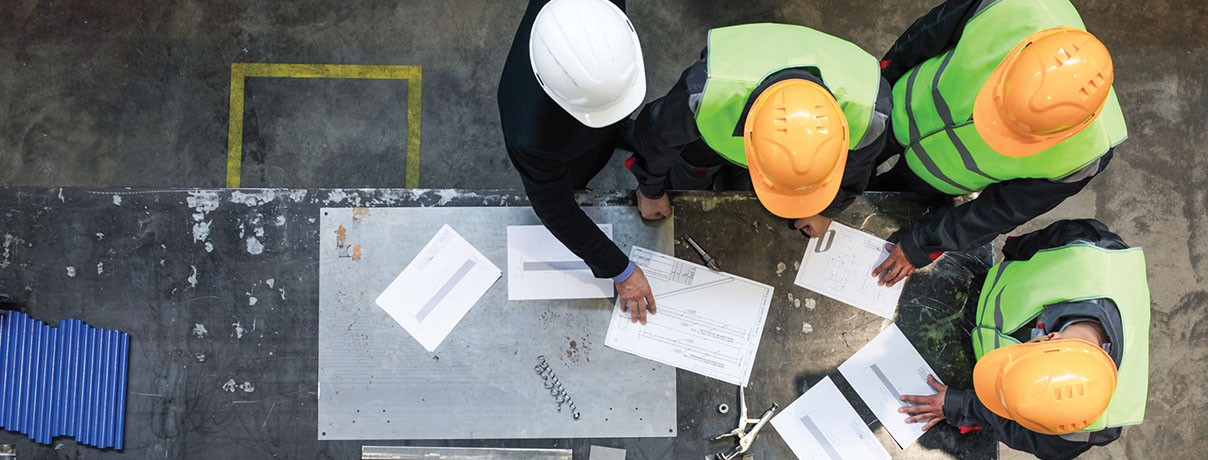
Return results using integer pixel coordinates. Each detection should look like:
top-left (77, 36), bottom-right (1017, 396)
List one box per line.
top-left (891, 0), bottom-right (1128, 194)
top-left (697, 23), bottom-right (880, 166)
top-left (974, 244), bottom-right (1150, 431)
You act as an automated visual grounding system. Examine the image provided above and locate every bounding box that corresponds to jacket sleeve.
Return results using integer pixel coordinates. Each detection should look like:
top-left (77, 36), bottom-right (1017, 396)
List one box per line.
top-left (629, 59), bottom-right (709, 199)
top-left (1002, 218), bottom-right (1129, 260)
top-left (881, 0), bottom-right (982, 84)
top-left (943, 388), bottom-right (1112, 460)
top-left (896, 150), bottom-right (1115, 268)
top-left (506, 144), bottom-right (631, 279)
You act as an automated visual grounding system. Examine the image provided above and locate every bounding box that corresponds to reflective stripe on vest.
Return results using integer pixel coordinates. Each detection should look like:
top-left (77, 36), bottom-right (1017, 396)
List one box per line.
top-left (974, 245), bottom-right (1150, 431)
top-left (697, 23), bottom-right (879, 166)
top-left (890, 0), bottom-right (1128, 194)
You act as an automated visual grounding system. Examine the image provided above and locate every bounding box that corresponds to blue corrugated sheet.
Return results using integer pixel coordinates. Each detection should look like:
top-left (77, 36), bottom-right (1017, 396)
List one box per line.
top-left (0, 311), bottom-right (129, 449)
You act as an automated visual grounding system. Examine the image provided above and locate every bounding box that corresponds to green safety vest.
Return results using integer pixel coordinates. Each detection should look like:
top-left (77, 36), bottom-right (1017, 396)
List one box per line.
top-left (891, 0), bottom-right (1128, 194)
top-left (697, 23), bottom-right (880, 166)
top-left (974, 245), bottom-right (1150, 431)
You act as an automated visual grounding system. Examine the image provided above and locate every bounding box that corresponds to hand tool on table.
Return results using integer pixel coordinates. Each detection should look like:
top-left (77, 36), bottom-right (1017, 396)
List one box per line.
top-left (708, 387), bottom-right (777, 460)
top-left (682, 234), bottom-right (721, 271)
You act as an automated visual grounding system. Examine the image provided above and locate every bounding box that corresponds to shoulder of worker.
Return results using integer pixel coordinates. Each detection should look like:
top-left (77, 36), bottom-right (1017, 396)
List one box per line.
top-left (1001, 219), bottom-right (1128, 260)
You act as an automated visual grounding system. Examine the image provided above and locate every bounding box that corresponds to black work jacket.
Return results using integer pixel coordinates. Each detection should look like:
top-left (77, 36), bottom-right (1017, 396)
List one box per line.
top-left (628, 57), bottom-right (891, 219)
top-left (882, 0), bottom-right (1115, 268)
top-left (943, 219), bottom-right (1127, 460)
top-left (497, 0), bottom-right (630, 278)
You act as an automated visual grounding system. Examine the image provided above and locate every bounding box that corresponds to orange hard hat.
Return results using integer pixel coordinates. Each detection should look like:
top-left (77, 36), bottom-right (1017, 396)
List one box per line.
top-left (974, 27), bottom-right (1115, 157)
top-left (973, 338), bottom-right (1118, 435)
top-left (743, 79), bottom-right (848, 218)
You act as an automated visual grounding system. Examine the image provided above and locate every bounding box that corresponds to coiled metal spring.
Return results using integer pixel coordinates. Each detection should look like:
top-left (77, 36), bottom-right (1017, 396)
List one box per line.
top-left (535, 355), bottom-right (580, 420)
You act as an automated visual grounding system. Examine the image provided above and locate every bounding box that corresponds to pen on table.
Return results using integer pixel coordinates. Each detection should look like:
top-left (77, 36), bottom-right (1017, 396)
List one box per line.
top-left (682, 234), bottom-right (721, 272)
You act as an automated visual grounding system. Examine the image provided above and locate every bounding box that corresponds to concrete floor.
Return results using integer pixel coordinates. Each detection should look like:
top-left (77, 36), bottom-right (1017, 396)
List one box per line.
top-left (1, 0), bottom-right (1205, 458)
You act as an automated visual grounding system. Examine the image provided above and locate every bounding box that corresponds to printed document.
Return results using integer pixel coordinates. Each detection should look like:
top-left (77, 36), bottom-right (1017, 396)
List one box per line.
top-left (838, 324), bottom-right (942, 449)
top-left (794, 222), bottom-right (904, 319)
top-left (604, 246), bottom-right (773, 387)
top-left (375, 224), bottom-right (501, 352)
top-left (771, 376), bottom-right (891, 460)
top-left (507, 224), bottom-right (614, 300)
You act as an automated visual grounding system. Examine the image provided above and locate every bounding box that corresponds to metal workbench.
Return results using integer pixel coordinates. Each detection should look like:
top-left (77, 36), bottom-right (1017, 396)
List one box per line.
top-left (0, 187), bottom-right (996, 459)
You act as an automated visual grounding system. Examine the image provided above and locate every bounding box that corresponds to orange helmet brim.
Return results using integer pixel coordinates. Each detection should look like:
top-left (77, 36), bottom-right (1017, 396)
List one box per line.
top-left (747, 148), bottom-right (847, 219)
top-left (972, 346), bottom-right (1015, 420)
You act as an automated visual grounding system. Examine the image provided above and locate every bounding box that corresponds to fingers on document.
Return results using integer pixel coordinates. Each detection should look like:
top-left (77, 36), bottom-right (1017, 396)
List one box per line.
top-left (926, 374), bottom-right (946, 390)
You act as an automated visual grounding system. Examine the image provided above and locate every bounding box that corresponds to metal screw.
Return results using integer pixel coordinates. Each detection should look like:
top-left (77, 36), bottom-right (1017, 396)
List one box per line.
top-left (717, 403), bottom-right (729, 414)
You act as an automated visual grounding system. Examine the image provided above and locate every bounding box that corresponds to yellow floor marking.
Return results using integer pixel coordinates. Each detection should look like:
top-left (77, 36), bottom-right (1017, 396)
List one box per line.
top-left (225, 63), bottom-right (422, 188)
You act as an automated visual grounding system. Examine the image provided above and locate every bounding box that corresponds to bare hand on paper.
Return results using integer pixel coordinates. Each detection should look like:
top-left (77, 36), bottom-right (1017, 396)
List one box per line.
top-left (636, 188), bottom-right (672, 221)
top-left (899, 375), bottom-right (948, 430)
top-left (872, 243), bottom-right (915, 287)
top-left (617, 266), bottom-right (657, 324)
top-left (793, 215), bottom-right (833, 238)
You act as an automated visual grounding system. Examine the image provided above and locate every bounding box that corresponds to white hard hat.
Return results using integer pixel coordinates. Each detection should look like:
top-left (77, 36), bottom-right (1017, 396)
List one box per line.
top-left (529, 0), bottom-right (646, 128)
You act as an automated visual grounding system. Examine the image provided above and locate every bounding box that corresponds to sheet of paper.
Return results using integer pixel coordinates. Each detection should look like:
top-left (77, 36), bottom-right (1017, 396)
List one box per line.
top-left (374, 224), bottom-right (501, 352)
top-left (507, 224), bottom-right (614, 300)
top-left (794, 222), bottom-right (905, 319)
top-left (771, 376), bottom-right (891, 460)
top-left (838, 324), bottom-right (942, 449)
top-left (604, 246), bottom-right (773, 387)
top-left (588, 445), bottom-right (626, 460)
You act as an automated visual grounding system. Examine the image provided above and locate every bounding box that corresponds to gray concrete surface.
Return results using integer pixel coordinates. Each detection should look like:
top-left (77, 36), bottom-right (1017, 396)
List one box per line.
top-left (1, 0), bottom-right (1205, 458)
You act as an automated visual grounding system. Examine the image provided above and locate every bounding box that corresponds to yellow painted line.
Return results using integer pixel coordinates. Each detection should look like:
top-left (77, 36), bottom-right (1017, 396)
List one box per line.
top-left (225, 63), bottom-right (423, 188)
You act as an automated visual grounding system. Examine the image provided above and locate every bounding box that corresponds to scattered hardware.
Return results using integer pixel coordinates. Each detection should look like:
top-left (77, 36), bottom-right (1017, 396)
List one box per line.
top-left (708, 387), bottom-right (777, 460)
top-left (535, 356), bottom-right (580, 420)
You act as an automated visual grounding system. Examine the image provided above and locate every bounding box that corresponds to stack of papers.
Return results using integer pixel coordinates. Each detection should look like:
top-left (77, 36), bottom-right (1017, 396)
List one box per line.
top-left (794, 222), bottom-right (905, 319)
top-left (506, 224), bottom-right (614, 300)
top-left (771, 376), bottom-right (891, 460)
top-left (374, 225), bottom-right (501, 352)
top-left (838, 324), bottom-right (942, 449)
top-left (604, 247), bottom-right (773, 387)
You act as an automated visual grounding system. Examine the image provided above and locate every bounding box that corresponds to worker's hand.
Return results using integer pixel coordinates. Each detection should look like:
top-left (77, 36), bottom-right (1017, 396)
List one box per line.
top-left (872, 243), bottom-right (915, 287)
top-left (793, 215), bottom-right (833, 238)
top-left (616, 266), bottom-right (657, 324)
top-left (636, 188), bottom-right (672, 221)
top-left (899, 375), bottom-right (948, 431)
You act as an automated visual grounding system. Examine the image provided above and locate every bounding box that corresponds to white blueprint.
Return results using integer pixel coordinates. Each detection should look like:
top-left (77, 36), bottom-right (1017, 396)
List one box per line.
top-left (794, 222), bottom-right (905, 319)
top-left (604, 246), bottom-right (773, 387)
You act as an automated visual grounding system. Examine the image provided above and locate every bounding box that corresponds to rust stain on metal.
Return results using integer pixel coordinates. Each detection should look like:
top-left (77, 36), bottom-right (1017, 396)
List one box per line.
top-left (352, 208), bottom-right (370, 223)
top-left (352, 245), bottom-right (362, 261)
top-left (335, 225), bottom-right (347, 249)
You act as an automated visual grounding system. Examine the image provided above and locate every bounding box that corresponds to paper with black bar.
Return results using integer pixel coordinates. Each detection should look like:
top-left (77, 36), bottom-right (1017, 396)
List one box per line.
top-left (507, 224), bottom-right (614, 300)
top-left (770, 376), bottom-right (890, 460)
top-left (604, 246), bottom-right (773, 387)
top-left (838, 323), bottom-right (942, 449)
top-left (374, 224), bottom-right (501, 352)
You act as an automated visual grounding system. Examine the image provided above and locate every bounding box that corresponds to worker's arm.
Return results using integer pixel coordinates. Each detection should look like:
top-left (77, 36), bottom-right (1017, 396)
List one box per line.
top-left (628, 59), bottom-right (709, 200)
top-left (942, 388), bottom-right (1114, 460)
top-left (506, 144), bottom-right (632, 279)
top-left (894, 149), bottom-right (1115, 269)
top-left (881, 0), bottom-right (982, 83)
top-left (1002, 218), bottom-right (1129, 260)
